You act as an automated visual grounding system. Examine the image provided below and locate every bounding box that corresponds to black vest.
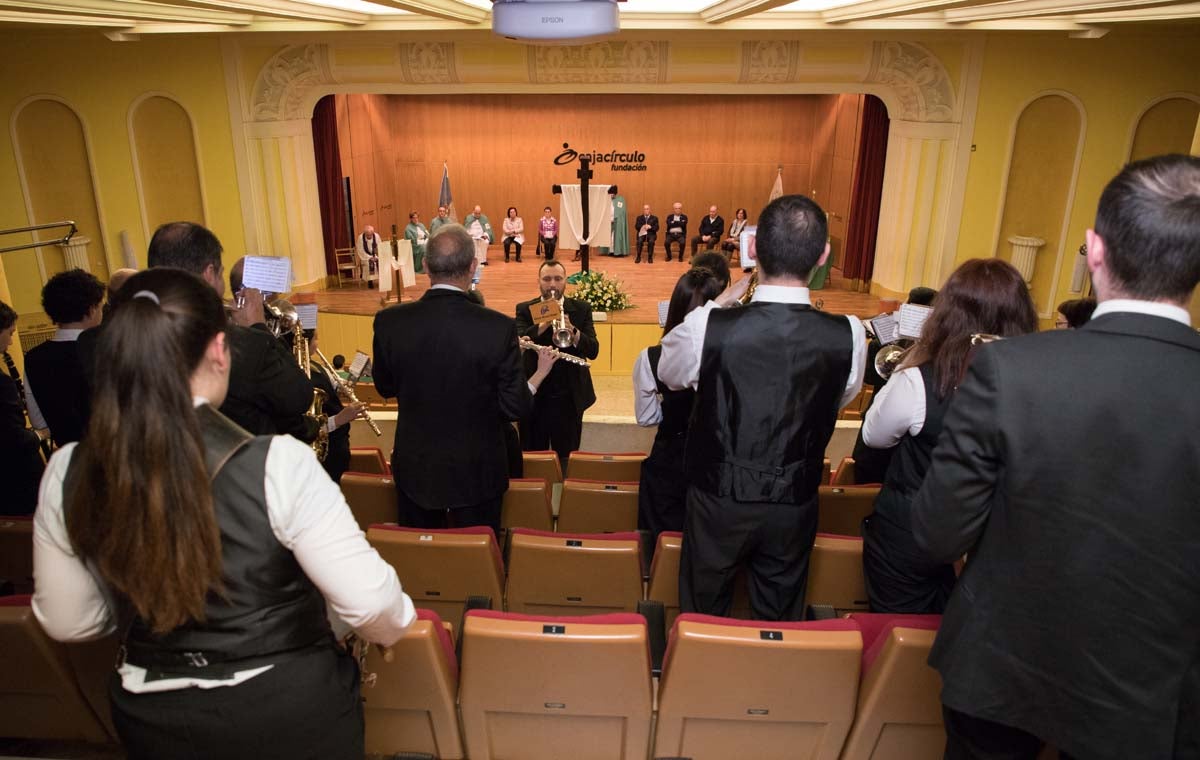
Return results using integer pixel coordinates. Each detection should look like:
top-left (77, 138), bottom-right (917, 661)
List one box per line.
top-left (24, 338), bottom-right (89, 446)
top-left (66, 405), bottom-right (331, 673)
top-left (686, 303), bottom-right (852, 503)
top-left (647, 345), bottom-right (693, 438)
top-left (873, 364), bottom-right (953, 526)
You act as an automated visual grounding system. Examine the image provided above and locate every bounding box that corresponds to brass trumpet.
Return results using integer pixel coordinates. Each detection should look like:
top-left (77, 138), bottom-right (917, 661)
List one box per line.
top-left (549, 289), bottom-right (575, 349)
top-left (313, 347), bottom-right (382, 437)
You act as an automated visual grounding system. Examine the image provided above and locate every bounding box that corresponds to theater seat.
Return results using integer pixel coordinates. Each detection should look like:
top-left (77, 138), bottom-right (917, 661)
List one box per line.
top-left (501, 478), bottom-right (554, 532)
top-left (0, 596), bottom-right (113, 742)
top-left (831, 457), bottom-right (857, 486)
top-left (348, 446), bottom-right (388, 476)
top-left (340, 472), bottom-right (397, 533)
top-left (818, 485), bottom-right (880, 537)
top-left (362, 608), bottom-right (464, 759)
top-left (808, 534), bottom-right (870, 615)
top-left (0, 516), bottom-right (34, 589)
top-left (522, 450), bottom-right (563, 484)
top-left (655, 615), bottom-right (862, 760)
top-left (646, 531), bottom-right (683, 629)
top-left (840, 614), bottom-right (943, 760)
top-left (367, 526), bottom-right (505, 633)
top-left (565, 451), bottom-right (646, 482)
top-left (555, 479), bottom-right (639, 533)
top-left (459, 610), bottom-right (652, 760)
top-left (505, 529), bottom-right (643, 616)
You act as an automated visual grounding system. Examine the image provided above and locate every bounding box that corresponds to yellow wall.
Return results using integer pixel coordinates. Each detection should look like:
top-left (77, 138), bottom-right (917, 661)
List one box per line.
top-left (953, 31), bottom-right (1200, 324)
top-left (0, 30), bottom-right (244, 317)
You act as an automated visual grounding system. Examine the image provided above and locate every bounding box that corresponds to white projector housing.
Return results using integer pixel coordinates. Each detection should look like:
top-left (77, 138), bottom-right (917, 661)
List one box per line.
top-left (492, 0), bottom-right (620, 43)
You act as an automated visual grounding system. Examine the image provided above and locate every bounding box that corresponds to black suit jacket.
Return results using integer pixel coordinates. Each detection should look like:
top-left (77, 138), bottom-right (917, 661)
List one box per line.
top-left (514, 296), bottom-right (599, 416)
top-left (664, 214), bottom-right (688, 238)
top-left (374, 288), bottom-right (531, 510)
top-left (698, 215), bottom-right (725, 240)
top-left (635, 214), bottom-right (659, 241)
top-left (912, 312), bottom-right (1200, 760)
top-left (0, 369), bottom-right (43, 515)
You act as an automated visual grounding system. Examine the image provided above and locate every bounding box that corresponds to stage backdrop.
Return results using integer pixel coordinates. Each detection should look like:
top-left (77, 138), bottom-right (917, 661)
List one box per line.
top-left (332, 93), bottom-right (863, 265)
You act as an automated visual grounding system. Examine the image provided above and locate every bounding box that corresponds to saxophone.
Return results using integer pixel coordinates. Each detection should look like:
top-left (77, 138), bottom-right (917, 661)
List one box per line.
top-left (273, 300), bottom-right (329, 461)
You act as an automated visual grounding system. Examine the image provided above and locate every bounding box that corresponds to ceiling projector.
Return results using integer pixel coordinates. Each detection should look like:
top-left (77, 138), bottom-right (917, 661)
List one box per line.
top-left (492, 0), bottom-right (620, 43)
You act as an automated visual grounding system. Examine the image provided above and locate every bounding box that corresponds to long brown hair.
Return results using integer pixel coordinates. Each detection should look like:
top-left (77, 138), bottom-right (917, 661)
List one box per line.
top-left (67, 268), bottom-right (228, 634)
top-left (663, 267), bottom-right (723, 336)
top-left (900, 258), bottom-right (1038, 398)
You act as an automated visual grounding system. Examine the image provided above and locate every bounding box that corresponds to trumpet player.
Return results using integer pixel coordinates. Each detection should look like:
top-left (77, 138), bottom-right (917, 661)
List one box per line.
top-left (515, 260), bottom-right (600, 473)
top-left (859, 259), bottom-right (1036, 615)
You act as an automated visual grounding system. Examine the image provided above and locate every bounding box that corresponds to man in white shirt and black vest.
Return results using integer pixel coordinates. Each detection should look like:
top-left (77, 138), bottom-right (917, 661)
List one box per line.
top-left (659, 194), bottom-right (865, 621)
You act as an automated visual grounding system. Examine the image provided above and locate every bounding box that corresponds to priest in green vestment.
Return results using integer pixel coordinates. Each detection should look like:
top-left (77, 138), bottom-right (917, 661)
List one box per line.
top-left (463, 206), bottom-right (494, 265)
top-left (610, 195), bottom-right (629, 257)
top-left (404, 211), bottom-right (429, 273)
top-left (429, 205), bottom-right (452, 235)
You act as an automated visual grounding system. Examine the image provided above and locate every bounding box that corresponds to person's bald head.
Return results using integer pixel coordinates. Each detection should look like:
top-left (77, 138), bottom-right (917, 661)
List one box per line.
top-left (107, 268), bottom-right (138, 302)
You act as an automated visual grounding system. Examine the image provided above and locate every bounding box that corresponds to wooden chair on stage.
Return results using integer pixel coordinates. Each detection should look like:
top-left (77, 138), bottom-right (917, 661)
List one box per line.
top-left (334, 247), bottom-right (359, 287)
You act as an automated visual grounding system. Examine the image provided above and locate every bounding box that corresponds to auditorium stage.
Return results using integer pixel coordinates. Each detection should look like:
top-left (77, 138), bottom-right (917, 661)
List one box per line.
top-left (309, 250), bottom-right (880, 323)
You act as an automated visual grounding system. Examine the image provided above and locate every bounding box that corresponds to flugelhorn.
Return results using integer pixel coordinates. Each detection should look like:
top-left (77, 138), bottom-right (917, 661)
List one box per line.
top-left (550, 289), bottom-right (574, 349)
top-left (874, 341), bottom-right (912, 380)
top-left (313, 347), bottom-right (382, 437)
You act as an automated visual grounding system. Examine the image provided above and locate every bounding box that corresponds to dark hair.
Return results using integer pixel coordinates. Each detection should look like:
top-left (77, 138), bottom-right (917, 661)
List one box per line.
top-left (41, 268), bottom-right (105, 325)
top-left (908, 286), bottom-right (938, 306)
top-left (1095, 154), bottom-right (1200, 301)
top-left (332, 354), bottom-right (345, 369)
top-left (544, 206), bottom-right (552, 213)
top-left (690, 251), bottom-right (731, 289)
top-left (735, 208), bottom-right (748, 220)
top-left (507, 207), bottom-right (518, 217)
top-left (425, 224), bottom-right (475, 278)
top-left (0, 300), bottom-right (16, 331)
top-left (229, 257), bottom-right (246, 293)
top-left (147, 222), bottom-right (224, 277)
top-left (67, 268), bottom-right (228, 634)
top-left (409, 211), bottom-right (418, 219)
top-left (539, 259), bottom-right (567, 276)
top-left (901, 258), bottom-right (1038, 398)
top-left (755, 194), bottom-right (828, 279)
top-left (663, 268), bottom-right (724, 336)
top-left (1056, 297), bottom-right (1097, 328)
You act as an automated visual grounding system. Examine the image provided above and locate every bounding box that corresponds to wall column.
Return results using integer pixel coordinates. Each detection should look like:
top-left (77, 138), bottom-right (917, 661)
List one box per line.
top-left (872, 120), bottom-right (960, 298)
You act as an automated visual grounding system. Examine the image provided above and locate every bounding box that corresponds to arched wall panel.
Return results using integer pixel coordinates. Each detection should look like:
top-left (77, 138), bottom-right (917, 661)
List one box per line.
top-left (1129, 96), bottom-right (1200, 161)
top-left (130, 94), bottom-right (206, 238)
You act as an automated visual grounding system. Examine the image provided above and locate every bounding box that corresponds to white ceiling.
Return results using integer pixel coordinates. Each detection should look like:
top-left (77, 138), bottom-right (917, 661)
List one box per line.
top-left (1, 0), bottom-right (1197, 35)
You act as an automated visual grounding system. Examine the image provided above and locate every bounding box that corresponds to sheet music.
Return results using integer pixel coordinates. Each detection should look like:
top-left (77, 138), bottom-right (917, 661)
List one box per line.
top-left (868, 313), bottom-right (901, 344)
top-left (898, 303), bottom-right (933, 339)
top-left (657, 300), bottom-right (670, 327)
top-left (240, 256), bottom-right (292, 293)
top-left (295, 303), bottom-right (318, 330)
top-left (348, 351), bottom-right (370, 381)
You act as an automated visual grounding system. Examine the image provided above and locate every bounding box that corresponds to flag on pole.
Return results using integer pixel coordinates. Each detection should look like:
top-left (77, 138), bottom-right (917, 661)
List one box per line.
top-left (439, 162), bottom-right (458, 223)
top-left (768, 166), bottom-right (784, 204)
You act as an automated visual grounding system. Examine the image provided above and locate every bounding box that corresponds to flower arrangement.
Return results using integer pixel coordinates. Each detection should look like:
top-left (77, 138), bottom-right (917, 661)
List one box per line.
top-left (568, 270), bottom-right (633, 312)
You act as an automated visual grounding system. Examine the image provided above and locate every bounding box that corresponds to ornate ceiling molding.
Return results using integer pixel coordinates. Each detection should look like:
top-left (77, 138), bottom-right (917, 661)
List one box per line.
top-left (527, 41), bottom-right (669, 84)
top-left (399, 41), bottom-right (458, 84)
top-left (865, 41), bottom-right (955, 122)
top-left (739, 40), bottom-right (800, 83)
top-left (250, 43), bottom-right (335, 121)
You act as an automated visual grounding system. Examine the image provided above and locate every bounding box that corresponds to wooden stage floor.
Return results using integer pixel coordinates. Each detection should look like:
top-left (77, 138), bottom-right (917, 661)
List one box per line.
top-left (311, 249), bottom-right (880, 322)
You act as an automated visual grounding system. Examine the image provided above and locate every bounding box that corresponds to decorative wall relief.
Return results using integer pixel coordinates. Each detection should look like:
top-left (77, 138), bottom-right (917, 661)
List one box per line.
top-left (865, 41), bottom-right (955, 122)
top-left (251, 44), bottom-right (336, 122)
top-left (399, 42), bottom-right (458, 85)
top-left (739, 41), bottom-right (800, 83)
top-left (528, 41), bottom-right (667, 84)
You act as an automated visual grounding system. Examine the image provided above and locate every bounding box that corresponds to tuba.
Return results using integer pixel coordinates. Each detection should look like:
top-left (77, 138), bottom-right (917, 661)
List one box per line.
top-left (273, 300), bottom-right (329, 461)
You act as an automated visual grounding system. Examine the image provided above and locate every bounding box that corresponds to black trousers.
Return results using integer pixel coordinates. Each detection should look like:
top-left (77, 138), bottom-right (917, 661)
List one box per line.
top-left (396, 486), bottom-right (503, 538)
top-left (503, 237), bottom-right (522, 260)
top-left (636, 235), bottom-right (655, 260)
top-left (541, 236), bottom-right (556, 260)
top-left (680, 486), bottom-right (818, 621)
top-left (110, 645), bottom-right (362, 760)
top-left (664, 233), bottom-right (685, 261)
top-left (321, 433), bottom-right (351, 485)
top-left (520, 392), bottom-right (583, 475)
top-left (690, 234), bottom-right (718, 255)
top-left (637, 433), bottom-right (687, 539)
top-left (943, 706), bottom-right (1076, 760)
top-left (862, 510), bottom-right (956, 614)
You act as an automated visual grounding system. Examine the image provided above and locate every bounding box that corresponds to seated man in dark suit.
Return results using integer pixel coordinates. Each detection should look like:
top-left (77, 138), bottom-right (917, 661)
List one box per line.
top-left (663, 202), bottom-right (688, 263)
top-left (691, 205), bottom-right (725, 256)
top-left (24, 268), bottom-right (105, 447)
top-left (913, 154), bottom-right (1200, 760)
top-left (515, 260), bottom-right (600, 473)
top-left (634, 204), bottom-right (659, 264)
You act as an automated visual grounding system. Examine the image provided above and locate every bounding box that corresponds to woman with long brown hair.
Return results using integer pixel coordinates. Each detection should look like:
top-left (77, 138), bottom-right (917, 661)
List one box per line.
top-left (860, 258), bottom-right (1038, 614)
top-left (32, 268), bottom-right (414, 760)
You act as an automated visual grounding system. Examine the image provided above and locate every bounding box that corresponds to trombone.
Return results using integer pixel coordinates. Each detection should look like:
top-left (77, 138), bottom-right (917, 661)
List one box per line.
top-left (313, 346), bottom-right (382, 437)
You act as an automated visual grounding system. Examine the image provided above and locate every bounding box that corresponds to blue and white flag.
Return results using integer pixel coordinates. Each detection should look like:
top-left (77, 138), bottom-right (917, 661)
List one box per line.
top-left (439, 162), bottom-right (458, 223)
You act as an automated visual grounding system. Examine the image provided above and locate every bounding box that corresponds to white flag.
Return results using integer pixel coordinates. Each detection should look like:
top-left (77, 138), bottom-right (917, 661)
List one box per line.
top-left (768, 169), bottom-right (783, 204)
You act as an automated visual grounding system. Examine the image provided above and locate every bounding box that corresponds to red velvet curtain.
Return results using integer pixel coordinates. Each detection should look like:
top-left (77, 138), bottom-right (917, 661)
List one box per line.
top-left (312, 94), bottom-right (348, 275)
top-left (842, 95), bottom-right (890, 288)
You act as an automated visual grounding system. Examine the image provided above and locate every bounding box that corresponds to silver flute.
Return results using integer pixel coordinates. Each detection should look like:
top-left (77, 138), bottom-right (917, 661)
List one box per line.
top-left (518, 336), bottom-right (591, 367)
top-left (313, 347), bottom-right (382, 436)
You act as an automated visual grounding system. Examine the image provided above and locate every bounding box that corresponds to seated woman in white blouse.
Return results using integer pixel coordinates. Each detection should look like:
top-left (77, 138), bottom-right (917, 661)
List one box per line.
top-left (32, 268), bottom-right (415, 760)
top-left (502, 206), bottom-right (525, 263)
top-left (860, 259), bottom-right (1037, 614)
top-left (632, 267), bottom-right (724, 538)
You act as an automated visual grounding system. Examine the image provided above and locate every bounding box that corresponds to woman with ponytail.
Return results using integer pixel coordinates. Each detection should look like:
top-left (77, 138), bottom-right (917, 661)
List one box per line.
top-left (32, 268), bottom-right (414, 760)
top-left (633, 267), bottom-right (724, 538)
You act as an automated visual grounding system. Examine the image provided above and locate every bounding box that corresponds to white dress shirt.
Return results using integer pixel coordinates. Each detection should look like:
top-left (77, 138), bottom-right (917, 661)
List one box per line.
top-left (1091, 298), bottom-right (1192, 326)
top-left (23, 327), bottom-right (84, 431)
top-left (861, 364), bottom-right (926, 449)
top-left (657, 284), bottom-right (866, 409)
top-left (32, 402), bottom-right (415, 693)
top-left (632, 348), bottom-right (662, 426)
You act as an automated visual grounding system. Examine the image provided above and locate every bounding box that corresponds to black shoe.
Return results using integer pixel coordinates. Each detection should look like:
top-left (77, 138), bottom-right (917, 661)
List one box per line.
top-left (665, 255), bottom-right (672, 262)
top-left (505, 257), bottom-right (509, 263)
top-left (635, 256), bottom-right (641, 263)
top-left (648, 257), bottom-right (654, 264)
top-left (516, 257), bottom-right (522, 262)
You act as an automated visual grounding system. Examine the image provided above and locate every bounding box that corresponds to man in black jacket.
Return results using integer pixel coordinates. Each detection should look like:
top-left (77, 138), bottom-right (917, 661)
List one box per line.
top-left (663, 202), bottom-right (688, 263)
top-left (515, 260), bottom-right (600, 473)
top-left (374, 225), bottom-right (533, 535)
top-left (912, 154), bottom-right (1200, 760)
top-left (634, 204), bottom-right (659, 264)
top-left (691, 205), bottom-right (725, 257)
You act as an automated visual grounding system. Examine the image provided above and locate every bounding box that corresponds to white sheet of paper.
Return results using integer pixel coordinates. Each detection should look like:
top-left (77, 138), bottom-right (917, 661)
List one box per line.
top-left (898, 303), bottom-right (933, 339)
top-left (349, 351), bottom-right (370, 380)
top-left (240, 256), bottom-right (292, 293)
top-left (295, 303), bottom-right (318, 330)
top-left (869, 313), bottom-right (901, 344)
top-left (658, 300), bottom-right (670, 327)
